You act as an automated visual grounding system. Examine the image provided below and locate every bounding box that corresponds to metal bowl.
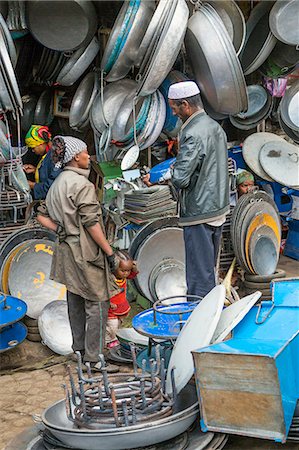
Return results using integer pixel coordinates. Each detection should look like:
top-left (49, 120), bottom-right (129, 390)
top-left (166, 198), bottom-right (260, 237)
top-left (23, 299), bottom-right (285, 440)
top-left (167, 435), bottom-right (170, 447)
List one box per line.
top-left (185, 3), bottom-right (247, 115)
top-left (280, 80), bottom-right (299, 131)
top-left (34, 90), bottom-right (54, 126)
top-left (278, 105), bottom-right (299, 144)
top-left (269, 0), bottom-right (299, 46)
top-left (69, 72), bottom-right (98, 131)
top-left (42, 384), bottom-right (198, 450)
top-left (26, 0), bottom-right (98, 51)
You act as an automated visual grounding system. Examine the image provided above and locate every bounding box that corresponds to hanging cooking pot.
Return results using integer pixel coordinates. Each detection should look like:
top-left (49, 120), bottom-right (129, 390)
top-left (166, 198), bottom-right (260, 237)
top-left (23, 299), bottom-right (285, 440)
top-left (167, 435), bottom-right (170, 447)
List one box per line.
top-left (26, 0), bottom-right (98, 52)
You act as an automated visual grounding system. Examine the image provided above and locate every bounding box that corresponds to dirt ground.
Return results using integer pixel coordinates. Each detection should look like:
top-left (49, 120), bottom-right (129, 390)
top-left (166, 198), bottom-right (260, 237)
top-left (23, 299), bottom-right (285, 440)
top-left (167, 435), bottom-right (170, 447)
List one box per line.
top-left (0, 256), bottom-right (298, 450)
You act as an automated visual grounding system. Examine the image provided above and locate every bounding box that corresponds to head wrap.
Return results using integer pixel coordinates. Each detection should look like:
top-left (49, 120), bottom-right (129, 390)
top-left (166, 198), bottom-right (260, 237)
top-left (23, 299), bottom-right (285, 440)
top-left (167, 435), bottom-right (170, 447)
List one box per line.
top-left (168, 81), bottom-right (200, 100)
top-left (237, 169), bottom-right (254, 186)
top-left (52, 135), bottom-right (87, 168)
top-left (25, 125), bottom-right (51, 149)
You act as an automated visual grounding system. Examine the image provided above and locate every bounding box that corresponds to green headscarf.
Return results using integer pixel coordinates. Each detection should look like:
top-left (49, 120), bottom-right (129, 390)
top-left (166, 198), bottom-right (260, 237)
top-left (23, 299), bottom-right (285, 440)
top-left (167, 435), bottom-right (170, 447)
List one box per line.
top-left (237, 170), bottom-right (254, 186)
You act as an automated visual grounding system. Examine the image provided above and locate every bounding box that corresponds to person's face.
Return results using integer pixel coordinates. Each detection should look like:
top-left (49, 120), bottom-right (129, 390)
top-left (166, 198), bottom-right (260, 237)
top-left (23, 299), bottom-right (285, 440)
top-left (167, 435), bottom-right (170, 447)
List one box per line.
top-left (115, 259), bottom-right (133, 279)
top-left (168, 99), bottom-right (191, 123)
top-left (74, 148), bottom-right (90, 169)
top-left (238, 180), bottom-right (254, 196)
top-left (32, 143), bottom-right (47, 155)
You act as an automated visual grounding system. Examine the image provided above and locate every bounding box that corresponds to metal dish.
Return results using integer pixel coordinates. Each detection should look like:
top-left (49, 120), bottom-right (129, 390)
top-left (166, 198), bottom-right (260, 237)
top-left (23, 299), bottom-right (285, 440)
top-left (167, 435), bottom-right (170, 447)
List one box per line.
top-left (21, 94), bottom-right (38, 132)
top-left (42, 385), bottom-right (198, 450)
top-left (149, 258), bottom-right (186, 303)
top-left (69, 72), bottom-right (98, 131)
top-left (249, 225), bottom-right (279, 276)
top-left (0, 321), bottom-right (27, 353)
top-left (259, 139), bottom-right (299, 188)
top-left (137, 0), bottom-right (189, 97)
top-left (185, 3), bottom-right (247, 115)
top-left (278, 105), bottom-right (299, 144)
top-left (0, 12), bottom-right (17, 67)
top-left (269, 0), bottom-right (299, 46)
top-left (134, 227), bottom-right (185, 301)
top-left (26, 0), bottom-right (98, 51)
top-left (240, 1), bottom-right (277, 76)
top-left (102, 1), bottom-right (155, 82)
top-left (8, 239), bottom-right (66, 319)
top-left (206, 0), bottom-right (245, 56)
top-left (242, 132), bottom-right (284, 181)
top-left (57, 37), bottom-right (100, 87)
top-left (280, 80), bottom-right (299, 131)
top-left (0, 31), bottom-right (22, 110)
top-left (230, 89), bottom-right (273, 130)
top-left (34, 90), bottom-right (54, 126)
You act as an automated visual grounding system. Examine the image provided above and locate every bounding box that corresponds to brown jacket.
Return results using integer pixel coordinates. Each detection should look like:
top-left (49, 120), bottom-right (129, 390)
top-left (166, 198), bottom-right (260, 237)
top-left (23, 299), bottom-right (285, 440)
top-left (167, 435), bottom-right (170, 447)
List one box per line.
top-left (44, 166), bottom-right (119, 301)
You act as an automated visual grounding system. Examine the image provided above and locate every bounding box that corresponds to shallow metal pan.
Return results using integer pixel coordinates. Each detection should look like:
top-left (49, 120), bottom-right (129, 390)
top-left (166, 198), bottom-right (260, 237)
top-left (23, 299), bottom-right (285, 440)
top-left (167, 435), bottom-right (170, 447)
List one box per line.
top-left (269, 0), bottom-right (299, 46)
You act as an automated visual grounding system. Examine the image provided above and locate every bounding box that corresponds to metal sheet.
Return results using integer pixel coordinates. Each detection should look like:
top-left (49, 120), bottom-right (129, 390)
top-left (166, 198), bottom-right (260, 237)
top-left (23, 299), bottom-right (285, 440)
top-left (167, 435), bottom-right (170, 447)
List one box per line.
top-left (165, 285), bottom-right (225, 395)
top-left (134, 227), bottom-right (185, 301)
top-left (38, 301), bottom-right (72, 355)
top-left (242, 132), bottom-right (284, 181)
top-left (269, 0), bottom-right (299, 46)
top-left (8, 239), bottom-right (66, 319)
top-left (26, 0), bottom-right (98, 51)
top-left (259, 140), bottom-right (299, 188)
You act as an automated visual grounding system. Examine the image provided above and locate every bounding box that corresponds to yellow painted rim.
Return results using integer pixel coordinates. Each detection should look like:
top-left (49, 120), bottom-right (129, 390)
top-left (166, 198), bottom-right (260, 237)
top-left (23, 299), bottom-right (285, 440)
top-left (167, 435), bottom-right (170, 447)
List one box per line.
top-left (245, 213), bottom-right (281, 273)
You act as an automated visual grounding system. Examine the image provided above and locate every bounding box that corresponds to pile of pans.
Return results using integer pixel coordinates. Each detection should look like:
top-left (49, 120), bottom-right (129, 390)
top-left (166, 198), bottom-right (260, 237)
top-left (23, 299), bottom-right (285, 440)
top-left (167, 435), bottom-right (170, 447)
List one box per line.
top-left (231, 191), bottom-right (281, 276)
top-left (230, 84), bottom-right (273, 130)
top-left (185, 1), bottom-right (247, 115)
top-left (243, 132), bottom-right (299, 189)
top-left (278, 80), bottom-right (299, 143)
top-left (101, 0), bottom-right (189, 97)
top-left (90, 78), bottom-right (166, 161)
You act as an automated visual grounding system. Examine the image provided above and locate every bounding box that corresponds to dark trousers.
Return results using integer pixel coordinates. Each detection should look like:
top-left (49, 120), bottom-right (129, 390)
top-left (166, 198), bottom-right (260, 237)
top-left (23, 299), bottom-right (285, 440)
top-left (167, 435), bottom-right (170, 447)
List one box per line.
top-left (66, 291), bottom-right (109, 363)
top-left (183, 223), bottom-right (223, 299)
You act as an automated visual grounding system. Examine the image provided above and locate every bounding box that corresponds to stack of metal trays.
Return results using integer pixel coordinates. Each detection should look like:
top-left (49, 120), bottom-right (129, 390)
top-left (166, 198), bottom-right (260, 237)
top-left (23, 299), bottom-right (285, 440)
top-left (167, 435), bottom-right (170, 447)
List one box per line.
top-left (240, 1), bottom-right (277, 76)
top-left (231, 191), bottom-right (281, 276)
top-left (32, 47), bottom-right (69, 86)
top-left (230, 85), bottom-right (273, 130)
top-left (278, 80), bottom-right (299, 143)
top-left (260, 41), bottom-right (299, 78)
top-left (185, 2), bottom-right (247, 115)
top-left (123, 186), bottom-right (177, 225)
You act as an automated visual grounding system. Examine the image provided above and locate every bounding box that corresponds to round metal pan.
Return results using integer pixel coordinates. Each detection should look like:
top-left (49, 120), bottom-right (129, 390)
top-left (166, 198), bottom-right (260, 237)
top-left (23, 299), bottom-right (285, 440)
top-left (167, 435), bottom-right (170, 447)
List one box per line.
top-left (280, 80), bottom-right (299, 131)
top-left (230, 89), bottom-right (273, 130)
top-left (103, 1), bottom-right (155, 82)
top-left (269, 0), bottom-right (299, 46)
top-left (69, 72), bottom-right (98, 131)
top-left (26, 0), bottom-right (98, 52)
top-left (240, 1), bottom-right (277, 76)
top-left (149, 258), bottom-right (186, 303)
top-left (129, 217), bottom-right (179, 260)
top-left (242, 132), bottom-right (284, 181)
top-left (57, 36), bottom-right (100, 87)
top-left (248, 225), bottom-right (279, 276)
top-left (0, 12), bottom-right (17, 67)
top-left (259, 139), bottom-right (299, 188)
top-left (42, 385), bottom-right (198, 450)
top-left (185, 3), bottom-right (247, 115)
top-left (34, 90), bottom-right (54, 126)
top-left (278, 105), bottom-right (299, 144)
top-left (206, 0), bottom-right (245, 56)
top-left (21, 95), bottom-right (38, 132)
top-left (261, 41), bottom-right (299, 75)
top-left (137, 0), bottom-right (189, 97)
top-left (0, 31), bottom-right (22, 109)
top-left (134, 227), bottom-right (185, 301)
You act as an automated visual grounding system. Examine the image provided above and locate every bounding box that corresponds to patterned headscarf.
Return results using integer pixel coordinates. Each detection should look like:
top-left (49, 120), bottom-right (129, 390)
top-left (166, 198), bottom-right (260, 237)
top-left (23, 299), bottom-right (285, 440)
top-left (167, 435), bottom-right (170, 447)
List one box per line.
top-left (52, 135), bottom-right (87, 168)
top-left (237, 170), bottom-right (254, 186)
top-left (25, 125), bottom-right (51, 149)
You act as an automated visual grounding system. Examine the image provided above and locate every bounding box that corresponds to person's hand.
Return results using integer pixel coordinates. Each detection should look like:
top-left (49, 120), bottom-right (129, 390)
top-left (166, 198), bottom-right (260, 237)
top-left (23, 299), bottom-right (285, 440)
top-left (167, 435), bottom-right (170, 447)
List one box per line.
top-left (107, 253), bottom-right (119, 273)
top-left (28, 180), bottom-right (35, 189)
top-left (132, 260), bottom-right (138, 272)
top-left (110, 302), bottom-right (117, 310)
top-left (142, 173), bottom-right (152, 187)
top-left (23, 164), bottom-right (36, 174)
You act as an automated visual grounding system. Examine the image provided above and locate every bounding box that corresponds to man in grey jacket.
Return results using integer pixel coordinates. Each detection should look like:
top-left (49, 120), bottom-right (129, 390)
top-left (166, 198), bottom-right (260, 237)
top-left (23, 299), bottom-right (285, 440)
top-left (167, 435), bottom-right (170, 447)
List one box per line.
top-left (169, 81), bottom-right (229, 298)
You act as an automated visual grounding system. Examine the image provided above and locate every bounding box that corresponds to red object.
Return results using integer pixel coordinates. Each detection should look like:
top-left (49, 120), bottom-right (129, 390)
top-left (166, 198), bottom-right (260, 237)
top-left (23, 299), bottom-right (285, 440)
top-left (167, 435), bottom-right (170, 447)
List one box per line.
top-left (108, 271), bottom-right (137, 319)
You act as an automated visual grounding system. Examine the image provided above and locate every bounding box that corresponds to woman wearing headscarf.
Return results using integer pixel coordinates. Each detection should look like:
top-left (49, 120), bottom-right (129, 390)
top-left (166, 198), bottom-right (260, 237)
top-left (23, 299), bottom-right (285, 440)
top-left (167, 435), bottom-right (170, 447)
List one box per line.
top-left (37, 136), bottom-right (120, 372)
top-left (237, 169), bottom-right (255, 197)
top-left (23, 125), bottom-right (61, 200)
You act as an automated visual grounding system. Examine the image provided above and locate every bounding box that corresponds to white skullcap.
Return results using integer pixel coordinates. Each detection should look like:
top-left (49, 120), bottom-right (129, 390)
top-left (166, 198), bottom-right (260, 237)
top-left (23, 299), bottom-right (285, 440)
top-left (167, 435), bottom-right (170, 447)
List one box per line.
top-left (168, 81), bottom-right (200, 100)
top-left (53, 135), bottom-right (87, 168)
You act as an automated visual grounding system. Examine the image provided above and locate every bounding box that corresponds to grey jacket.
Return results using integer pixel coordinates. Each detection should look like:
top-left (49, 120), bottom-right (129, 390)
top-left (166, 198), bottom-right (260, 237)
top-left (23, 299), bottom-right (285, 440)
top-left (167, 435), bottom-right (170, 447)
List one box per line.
top-left (172, 111), bottom-right (229, 226)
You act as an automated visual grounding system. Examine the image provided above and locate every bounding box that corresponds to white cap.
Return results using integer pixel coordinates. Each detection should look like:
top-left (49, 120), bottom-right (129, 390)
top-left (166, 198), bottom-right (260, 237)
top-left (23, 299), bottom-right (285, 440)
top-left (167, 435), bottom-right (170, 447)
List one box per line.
top-left (168, 81), bottom-right (200, 100)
